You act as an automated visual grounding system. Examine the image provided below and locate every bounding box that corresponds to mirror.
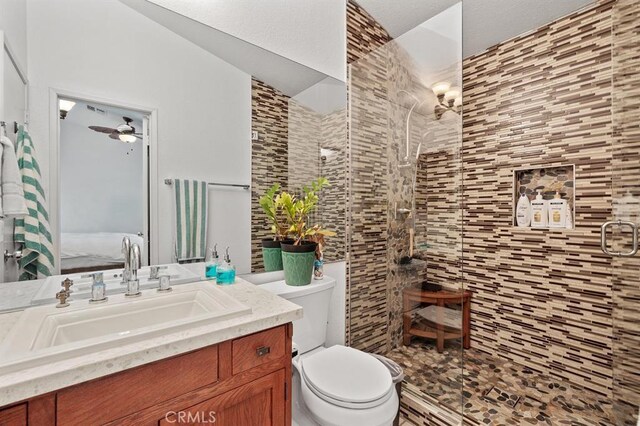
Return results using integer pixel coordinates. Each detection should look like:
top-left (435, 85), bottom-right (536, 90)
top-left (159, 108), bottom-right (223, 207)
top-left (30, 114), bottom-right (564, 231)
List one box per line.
top-left (0, 0), bottom-right (346, 311)
top-left (59, 100), bottom-right (148, 274)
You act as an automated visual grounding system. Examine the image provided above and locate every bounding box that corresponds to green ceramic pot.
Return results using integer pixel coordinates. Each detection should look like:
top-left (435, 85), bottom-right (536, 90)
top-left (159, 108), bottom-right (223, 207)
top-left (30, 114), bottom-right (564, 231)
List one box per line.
top-left (262, 239), bottom-right (286, 272)
top-left (281, 241), bottom-right (317, 286)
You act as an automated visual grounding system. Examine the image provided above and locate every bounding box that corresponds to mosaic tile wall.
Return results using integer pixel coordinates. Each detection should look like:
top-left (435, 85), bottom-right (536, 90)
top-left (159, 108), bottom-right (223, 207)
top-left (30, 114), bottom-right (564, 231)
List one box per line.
top-left (611, 0), bottom-right (640, 422)
top-left (346, 0), bottom-right (464, 355)
top-left (288, 100), bottom-right (347, 262)
top-left (462, 0), bottom-right (616, 398)
top-left (318, 108), bottom-right (348, 261)
top-left (346, 0), bottom-right (392, 353)
top-left (250, 78), bottom-right (289, 272)
top-left (288, 100), bottom-right (321, 196)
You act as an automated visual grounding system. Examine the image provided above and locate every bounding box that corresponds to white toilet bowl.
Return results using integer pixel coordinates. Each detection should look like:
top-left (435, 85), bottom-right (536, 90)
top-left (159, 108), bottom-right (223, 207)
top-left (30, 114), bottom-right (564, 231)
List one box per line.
top-left (293, 345), bottom-right (399, 426)
top-left (256, 276), bottom-right (398, 426)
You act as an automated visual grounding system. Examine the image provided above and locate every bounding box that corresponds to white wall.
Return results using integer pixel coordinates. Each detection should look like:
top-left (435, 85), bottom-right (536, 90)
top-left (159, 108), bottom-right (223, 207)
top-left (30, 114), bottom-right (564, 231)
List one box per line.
top-left (27, 0), bottom-right (252, 273)
top-left (0, 0), bottom-right (27, 71)
top-left (145, 0), bottom-right (346, 82)
top-left (60, 104), bottom-right (144, 234)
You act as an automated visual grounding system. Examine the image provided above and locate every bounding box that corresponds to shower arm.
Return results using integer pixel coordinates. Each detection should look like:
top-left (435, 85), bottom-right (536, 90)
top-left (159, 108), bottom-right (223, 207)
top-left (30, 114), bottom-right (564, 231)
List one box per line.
top-left (398, 90), bottom-right (427, 164)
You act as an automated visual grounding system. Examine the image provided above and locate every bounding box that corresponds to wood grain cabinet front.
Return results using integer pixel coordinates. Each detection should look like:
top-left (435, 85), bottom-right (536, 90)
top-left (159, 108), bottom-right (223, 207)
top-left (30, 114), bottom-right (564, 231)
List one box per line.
top-left (0, 324), bottom-right (292, 426)
top-left (232, 326), bottom-right (286, 375)
top-left (159, 369), bottom-right (286, 426)
top-left (57, 344), bottom-right (219, 425)
top-left (0, 404), bottom-right (27, 426)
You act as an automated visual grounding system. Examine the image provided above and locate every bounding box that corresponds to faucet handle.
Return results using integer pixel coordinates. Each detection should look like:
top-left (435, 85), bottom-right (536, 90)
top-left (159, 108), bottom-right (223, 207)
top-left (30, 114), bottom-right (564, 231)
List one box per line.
top-left (149, 265), bottom-right (168, 280)
top-left (61, 278), bottom-right (74, 293)
top-left (56, 290), bottom-right (70, 308)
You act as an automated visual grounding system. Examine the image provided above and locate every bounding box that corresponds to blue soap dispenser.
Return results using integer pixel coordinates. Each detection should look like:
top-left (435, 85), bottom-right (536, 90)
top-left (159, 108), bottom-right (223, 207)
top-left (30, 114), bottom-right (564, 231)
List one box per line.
top-left (216, 247), bottom-right (236, 285)
top-left (205, 244), bottom-right (220, 279)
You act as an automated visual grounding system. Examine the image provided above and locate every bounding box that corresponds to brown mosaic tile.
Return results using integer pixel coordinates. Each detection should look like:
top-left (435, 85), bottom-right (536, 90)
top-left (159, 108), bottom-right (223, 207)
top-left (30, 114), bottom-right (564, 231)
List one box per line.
top-left (387, 342), bottom-right (617, 426)
top-left (462, 0), bottom-right (617, 400)
top-left (250, 78), bottom-right (289, 272)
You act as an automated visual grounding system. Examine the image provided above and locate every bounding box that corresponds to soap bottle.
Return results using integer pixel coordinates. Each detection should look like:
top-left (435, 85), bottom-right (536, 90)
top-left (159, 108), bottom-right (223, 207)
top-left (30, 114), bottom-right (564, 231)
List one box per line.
top-left (216, 247), bottom-right (236, 285)
top-left (205, 245), bottom-right (220, 279)
top-left (548, 191), bottom-right (567, 228)
top-left (530, 190), bottom-right (548, 228)
top-left (516, 193), bottom-right (532, 227)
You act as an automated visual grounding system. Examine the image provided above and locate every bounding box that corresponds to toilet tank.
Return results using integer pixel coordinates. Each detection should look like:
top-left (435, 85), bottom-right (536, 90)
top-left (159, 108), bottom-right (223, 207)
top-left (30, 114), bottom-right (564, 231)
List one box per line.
top-left (259, 277), bottom-right (336, 354)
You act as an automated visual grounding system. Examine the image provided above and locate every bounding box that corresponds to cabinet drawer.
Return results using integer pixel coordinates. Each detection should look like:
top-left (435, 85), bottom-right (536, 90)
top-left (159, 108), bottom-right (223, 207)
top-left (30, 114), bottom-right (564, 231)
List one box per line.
top-left (0, 404), bottom-right (26, 426)
top-left (58, 345), bottom-right (219, 425)
top-left (232, 326), bottom-right (286, 375)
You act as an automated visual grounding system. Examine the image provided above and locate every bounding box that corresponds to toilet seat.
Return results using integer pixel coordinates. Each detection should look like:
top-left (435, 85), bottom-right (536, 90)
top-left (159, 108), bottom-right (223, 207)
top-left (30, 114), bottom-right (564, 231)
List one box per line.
top-left (300, 345), bottom-right (394, 409)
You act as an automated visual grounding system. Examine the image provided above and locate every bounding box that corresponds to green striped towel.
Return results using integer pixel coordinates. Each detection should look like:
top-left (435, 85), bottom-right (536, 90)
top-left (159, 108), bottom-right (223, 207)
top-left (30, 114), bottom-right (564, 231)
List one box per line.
top-left (14, 126), bottom-right (54, 279)
top-left (173, 179), bottom-right (208, 262)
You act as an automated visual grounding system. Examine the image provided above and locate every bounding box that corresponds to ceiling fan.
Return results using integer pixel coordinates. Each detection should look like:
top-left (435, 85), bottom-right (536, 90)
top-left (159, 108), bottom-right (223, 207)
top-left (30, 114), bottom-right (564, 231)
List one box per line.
top-left (88, 116), bottom-right (142, 143)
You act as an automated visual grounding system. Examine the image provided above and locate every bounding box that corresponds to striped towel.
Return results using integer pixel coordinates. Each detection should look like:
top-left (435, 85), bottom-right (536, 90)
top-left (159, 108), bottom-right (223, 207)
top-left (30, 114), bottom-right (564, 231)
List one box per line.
top-left (14, 126), bottom-right (54, 279)
top-left (173, 179), bottom-right (208, 262)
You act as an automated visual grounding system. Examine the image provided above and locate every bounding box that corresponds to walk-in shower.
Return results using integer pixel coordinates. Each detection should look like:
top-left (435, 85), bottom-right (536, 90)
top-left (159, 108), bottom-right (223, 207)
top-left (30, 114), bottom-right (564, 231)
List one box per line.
top-left (347, 0), bottom-right (640, 424)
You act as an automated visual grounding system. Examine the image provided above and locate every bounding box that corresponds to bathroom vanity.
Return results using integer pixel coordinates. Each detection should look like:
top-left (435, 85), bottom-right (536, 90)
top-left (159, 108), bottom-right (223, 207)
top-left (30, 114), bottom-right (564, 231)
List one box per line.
top-left (0, 278), bottom-right (302, 425)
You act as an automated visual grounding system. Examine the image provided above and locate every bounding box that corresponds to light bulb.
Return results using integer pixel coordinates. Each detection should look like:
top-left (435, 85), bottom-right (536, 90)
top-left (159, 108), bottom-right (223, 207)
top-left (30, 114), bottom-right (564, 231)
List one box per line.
top-left (59, 99), bottom-right (76, 119)
top-left (431, 81), bottom-right (451, 96)
top-left (119, 134), bottom-right (137, 143)
top-left (59, 99), bottom-right (76, 112)
top-left (444, 88), bottom-right (460, 102)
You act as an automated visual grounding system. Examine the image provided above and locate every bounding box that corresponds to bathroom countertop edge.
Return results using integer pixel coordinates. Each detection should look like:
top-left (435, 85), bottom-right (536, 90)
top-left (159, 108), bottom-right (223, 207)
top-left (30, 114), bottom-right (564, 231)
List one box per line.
top-left (0, 278), bottom-right (303, 407)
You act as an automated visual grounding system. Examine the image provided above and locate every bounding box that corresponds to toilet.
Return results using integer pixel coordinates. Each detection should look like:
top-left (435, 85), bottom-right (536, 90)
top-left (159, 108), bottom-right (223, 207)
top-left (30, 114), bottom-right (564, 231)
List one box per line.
top-left (259, 277), bottom-right (399, 426)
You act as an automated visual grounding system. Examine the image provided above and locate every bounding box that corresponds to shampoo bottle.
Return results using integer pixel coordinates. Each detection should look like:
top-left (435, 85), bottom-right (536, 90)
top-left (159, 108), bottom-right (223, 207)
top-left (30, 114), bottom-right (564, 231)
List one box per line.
top-left (516, 193), bottom-right (532, 227)
top-left (216, 247), bottom-right (236, 285)
top-left (548, 191), bottom-right (567, 228)
top-left (530, 190), bottom-right (548, 228)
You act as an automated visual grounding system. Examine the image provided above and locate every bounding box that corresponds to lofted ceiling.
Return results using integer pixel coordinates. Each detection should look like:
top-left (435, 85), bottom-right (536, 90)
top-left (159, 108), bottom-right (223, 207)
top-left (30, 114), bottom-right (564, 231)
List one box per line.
top-left (118, 0), bottom-right (329, 97)
top-left (356, 0), bottom-right (596, 58)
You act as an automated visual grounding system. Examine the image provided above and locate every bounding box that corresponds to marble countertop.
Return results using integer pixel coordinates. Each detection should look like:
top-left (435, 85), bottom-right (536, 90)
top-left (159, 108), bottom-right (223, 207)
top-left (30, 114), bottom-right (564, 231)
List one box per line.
top-left (0, 276), bottom-right (302, 407)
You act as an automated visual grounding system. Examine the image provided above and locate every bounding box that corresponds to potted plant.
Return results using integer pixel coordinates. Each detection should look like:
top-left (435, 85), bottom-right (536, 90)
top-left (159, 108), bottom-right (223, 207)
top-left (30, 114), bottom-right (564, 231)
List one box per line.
top-left (279, 178), bottom-right (335, 286)
top-left (258, 183), bottom-right (290, 271)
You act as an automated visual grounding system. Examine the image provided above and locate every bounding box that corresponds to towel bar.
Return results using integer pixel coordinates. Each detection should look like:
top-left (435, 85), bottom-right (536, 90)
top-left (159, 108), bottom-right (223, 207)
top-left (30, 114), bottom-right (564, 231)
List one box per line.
top-left (164, 178), bottom-right (250, 190)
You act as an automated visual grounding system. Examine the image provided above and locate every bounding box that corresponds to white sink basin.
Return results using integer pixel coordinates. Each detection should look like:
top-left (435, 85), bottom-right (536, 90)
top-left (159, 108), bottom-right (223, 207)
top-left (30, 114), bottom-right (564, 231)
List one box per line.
top-left (32, 263), bottom-right (201, 304)
top-left (0, 282), bottom-right (251, 373)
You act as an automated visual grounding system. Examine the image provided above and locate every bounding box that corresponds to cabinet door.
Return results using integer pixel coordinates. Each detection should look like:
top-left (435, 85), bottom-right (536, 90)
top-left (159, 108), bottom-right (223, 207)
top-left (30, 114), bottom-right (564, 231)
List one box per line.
top-left (160, 369), bottom-right (286, 426)
top-left (0, 404), bottom-right (27, 426)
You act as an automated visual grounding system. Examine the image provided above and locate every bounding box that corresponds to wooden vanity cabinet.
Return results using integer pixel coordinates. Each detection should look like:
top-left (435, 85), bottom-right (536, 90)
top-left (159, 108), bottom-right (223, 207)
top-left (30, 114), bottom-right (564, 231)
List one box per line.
top-left (0, 403), bottom-right (27, 426)
top-left (0, 324), bottom-right (292, 426)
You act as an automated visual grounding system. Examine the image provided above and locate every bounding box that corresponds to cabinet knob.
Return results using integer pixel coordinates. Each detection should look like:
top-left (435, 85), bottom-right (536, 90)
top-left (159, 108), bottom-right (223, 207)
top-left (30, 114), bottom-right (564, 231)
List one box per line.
top-left (256, 346), bottom-right (271, 357)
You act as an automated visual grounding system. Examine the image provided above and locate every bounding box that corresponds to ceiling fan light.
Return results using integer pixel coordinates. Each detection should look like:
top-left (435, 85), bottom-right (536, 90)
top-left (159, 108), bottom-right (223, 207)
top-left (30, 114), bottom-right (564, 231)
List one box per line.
top-left (119, 134), bottom-right (137, 143)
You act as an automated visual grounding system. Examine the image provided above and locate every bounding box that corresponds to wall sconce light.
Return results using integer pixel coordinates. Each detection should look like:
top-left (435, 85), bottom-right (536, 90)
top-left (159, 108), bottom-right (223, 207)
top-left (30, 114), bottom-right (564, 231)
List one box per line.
top-left (431, 82), bottom-right (461, 120)
top-left (59, 99), bottom-right (76, 120)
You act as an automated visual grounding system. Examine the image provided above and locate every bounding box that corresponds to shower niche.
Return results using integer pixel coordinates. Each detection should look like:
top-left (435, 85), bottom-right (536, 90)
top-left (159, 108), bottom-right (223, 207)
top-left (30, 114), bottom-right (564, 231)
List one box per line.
top-left (513, 165), bottom-right (575, 229)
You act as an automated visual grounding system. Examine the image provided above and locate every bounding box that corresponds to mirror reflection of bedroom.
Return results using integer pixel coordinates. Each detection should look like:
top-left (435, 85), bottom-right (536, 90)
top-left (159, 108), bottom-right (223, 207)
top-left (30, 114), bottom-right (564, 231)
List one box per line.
top-left (59, 98), bottom-right (148, 274)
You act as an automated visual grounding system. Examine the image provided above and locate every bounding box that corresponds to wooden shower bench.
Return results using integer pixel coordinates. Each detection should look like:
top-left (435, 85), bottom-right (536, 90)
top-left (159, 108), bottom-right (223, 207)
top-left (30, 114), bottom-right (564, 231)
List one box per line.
top-left (402, 289), bottom-right (471, 353)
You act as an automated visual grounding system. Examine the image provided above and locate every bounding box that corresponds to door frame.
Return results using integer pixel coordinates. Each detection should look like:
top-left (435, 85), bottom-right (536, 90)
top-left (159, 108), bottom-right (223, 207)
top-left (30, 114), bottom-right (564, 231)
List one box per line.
top-left (48, 88), bottom-right (159, 273)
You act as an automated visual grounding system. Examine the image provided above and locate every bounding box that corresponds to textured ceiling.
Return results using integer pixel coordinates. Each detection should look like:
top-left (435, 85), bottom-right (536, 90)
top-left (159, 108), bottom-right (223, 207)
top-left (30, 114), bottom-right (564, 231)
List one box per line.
top-left (356, 0), bottom-right (595, 57)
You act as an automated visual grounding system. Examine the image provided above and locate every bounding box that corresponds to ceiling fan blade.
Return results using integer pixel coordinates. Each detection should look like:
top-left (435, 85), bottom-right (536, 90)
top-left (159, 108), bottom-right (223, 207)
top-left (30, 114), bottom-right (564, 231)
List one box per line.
top-left (108, 133), bottom-right (120, 140)
top-left (89, 126), bottom-right (117, 134)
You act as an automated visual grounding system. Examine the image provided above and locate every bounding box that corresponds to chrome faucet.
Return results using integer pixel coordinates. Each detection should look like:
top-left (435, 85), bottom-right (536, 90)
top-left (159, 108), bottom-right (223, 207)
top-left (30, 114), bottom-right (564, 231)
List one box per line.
top-left (121, 236), bottom-right (132, 284)
top-left (125, 243), bottom-right (141, 297)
